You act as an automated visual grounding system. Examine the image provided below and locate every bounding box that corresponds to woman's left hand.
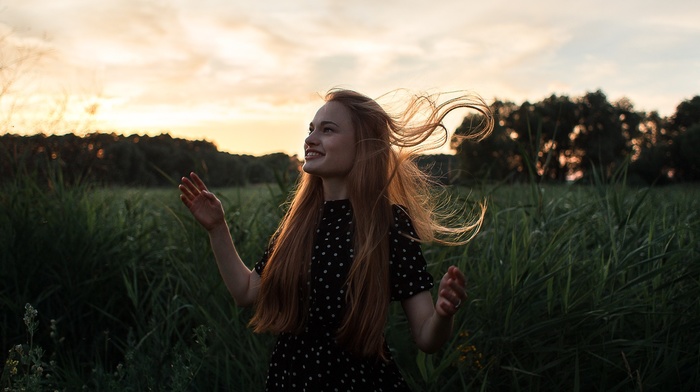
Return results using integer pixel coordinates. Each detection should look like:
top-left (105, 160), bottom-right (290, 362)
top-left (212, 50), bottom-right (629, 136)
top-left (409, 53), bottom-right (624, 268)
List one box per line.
top-left (435, 266), bottom-right (467, 317)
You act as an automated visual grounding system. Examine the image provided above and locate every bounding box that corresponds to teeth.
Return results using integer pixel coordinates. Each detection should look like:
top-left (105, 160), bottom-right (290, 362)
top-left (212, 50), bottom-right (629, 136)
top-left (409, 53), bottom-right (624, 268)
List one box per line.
top-left (306, 152), bottom-right (321, 157)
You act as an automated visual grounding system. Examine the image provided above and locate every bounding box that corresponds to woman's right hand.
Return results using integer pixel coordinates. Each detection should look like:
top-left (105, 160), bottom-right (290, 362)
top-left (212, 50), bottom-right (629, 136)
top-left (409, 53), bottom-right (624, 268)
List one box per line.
top-left (179, 172), bottom-right (226, 232)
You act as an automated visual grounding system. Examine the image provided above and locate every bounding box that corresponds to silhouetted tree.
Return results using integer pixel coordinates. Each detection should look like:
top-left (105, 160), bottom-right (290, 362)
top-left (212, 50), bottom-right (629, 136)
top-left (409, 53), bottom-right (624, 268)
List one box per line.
top-left (670, 96), bottom-right (700, 133)
top-left (415, 154), bottom-right (458, 184)
top-left (532, 94), bottom-right (578, 181)
top-left (629, 111), bottom-right (672, 184)
top-left (453, 108), bottom-right (519, 182)
top-left (572, 90), bottom-right (630, 180)
top-left (672, 123), bottom-right (700, 181)
top-left (104, 139), bottom-right (149, 185)
top-left (258, 152), bottom-right (300, 184)
top-left (0, 133), bottom-right (302, 187)
top-left (666, 96), bottom-right (700, 182)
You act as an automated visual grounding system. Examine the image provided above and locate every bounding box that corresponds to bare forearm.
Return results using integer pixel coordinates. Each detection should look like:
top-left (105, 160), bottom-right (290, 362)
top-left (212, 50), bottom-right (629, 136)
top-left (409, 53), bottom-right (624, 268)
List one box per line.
top-left (208, 223), bottom-right (257, 307)
top-left (416, 311), bottom-right (454, 353)
top-left (404, 292), bottom-right (456, 354)
top-left (404, 266), bottom-right (466, 354)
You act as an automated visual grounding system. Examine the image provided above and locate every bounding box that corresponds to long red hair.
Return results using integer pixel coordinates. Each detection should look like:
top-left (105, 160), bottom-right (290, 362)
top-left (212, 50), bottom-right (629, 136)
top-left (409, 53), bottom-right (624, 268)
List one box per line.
top-left (249, 89), bottom-right (493, 359)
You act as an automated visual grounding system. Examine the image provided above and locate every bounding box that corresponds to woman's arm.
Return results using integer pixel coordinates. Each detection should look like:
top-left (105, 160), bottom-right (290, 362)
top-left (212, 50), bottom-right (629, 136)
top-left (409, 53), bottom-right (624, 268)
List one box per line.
top-left (179, 172), bottom-right (260, 307)
top-left (401, 266), bottom-right (467, 353)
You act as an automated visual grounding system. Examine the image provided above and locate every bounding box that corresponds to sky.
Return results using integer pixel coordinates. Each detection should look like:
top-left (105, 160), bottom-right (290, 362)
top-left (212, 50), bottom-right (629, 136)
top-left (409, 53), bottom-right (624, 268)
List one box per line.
top-left (1, 0), bottom-right (699, 157)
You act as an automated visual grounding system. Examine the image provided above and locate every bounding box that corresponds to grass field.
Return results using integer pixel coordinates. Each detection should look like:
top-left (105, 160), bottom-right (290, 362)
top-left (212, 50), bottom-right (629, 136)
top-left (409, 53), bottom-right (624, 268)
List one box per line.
top-left (1, 175), bottom-right (699, 391)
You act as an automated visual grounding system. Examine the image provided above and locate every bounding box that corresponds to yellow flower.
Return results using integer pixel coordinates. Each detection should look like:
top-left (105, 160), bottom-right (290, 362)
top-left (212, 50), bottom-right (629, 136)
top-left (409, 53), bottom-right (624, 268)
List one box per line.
top-left (454, 330), bottom-right (485, 371)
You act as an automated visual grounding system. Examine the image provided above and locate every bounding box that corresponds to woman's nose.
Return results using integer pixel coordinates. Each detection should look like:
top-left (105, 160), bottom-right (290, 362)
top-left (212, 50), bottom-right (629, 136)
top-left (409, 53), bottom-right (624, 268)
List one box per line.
top-left (305, 131), bottom-right (318, 146)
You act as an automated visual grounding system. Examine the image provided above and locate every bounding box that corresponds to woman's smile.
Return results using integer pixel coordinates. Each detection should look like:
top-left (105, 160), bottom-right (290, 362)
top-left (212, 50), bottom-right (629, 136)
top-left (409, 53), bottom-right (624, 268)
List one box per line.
top-left (304, 149), bottom-right (324, 159)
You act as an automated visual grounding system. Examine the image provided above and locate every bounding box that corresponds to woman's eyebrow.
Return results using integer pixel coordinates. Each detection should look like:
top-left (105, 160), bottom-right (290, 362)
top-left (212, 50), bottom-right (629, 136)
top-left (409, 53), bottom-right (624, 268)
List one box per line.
top-left (310, 120), bottom-right (339, 128)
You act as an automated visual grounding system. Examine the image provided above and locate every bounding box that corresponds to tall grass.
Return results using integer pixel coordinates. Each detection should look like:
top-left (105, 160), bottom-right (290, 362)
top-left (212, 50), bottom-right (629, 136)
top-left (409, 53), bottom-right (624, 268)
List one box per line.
top-left (0, 174), bottom-right (280, 390)
top-left (394, 182), bottom-right (700, 391)
top-left (1, 171), bottom-right (699, 390)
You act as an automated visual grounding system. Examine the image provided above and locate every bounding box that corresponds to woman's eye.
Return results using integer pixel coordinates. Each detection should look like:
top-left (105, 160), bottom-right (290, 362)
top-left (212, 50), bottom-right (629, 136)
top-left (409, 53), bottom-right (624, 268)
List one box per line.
top-left (308, 126), bottom-right (333, 134)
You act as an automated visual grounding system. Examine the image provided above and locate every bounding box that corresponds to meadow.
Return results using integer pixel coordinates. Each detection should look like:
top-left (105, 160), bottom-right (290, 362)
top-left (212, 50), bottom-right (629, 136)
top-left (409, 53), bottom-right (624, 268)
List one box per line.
top-left (1, 173), bottom-right (699, 391)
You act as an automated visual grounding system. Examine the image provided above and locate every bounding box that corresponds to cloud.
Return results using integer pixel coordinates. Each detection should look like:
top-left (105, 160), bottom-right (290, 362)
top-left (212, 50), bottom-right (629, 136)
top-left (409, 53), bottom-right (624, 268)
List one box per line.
top-left (2, 0), bottom-right (699, 154)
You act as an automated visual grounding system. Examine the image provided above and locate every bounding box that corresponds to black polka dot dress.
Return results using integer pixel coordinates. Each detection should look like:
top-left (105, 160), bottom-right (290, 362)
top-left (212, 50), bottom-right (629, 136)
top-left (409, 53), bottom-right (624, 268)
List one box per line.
top-left (254, 200), bottom-right (434, 391)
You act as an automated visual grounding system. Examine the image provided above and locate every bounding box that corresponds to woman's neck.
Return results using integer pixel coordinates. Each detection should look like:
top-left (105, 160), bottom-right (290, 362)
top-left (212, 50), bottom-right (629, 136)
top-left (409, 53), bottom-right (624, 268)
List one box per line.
top-left (321, 178), bottom-right (349, 201)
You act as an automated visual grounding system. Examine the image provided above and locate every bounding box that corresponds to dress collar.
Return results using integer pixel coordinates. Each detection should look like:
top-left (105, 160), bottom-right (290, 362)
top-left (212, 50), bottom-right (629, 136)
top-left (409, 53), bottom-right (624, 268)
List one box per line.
top-left (322, 199), bottom-right (352, 216)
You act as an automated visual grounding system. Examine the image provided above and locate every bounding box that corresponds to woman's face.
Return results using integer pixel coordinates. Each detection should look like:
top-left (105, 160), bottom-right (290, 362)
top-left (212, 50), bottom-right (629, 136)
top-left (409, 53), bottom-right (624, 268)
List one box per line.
top-left (303, 101), bottom-right (357, 183)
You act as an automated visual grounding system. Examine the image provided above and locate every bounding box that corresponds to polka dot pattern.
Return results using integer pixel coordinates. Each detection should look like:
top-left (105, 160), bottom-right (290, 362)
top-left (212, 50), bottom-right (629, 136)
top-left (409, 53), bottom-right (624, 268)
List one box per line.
top-left (254, 200), bottom-right (433, 391)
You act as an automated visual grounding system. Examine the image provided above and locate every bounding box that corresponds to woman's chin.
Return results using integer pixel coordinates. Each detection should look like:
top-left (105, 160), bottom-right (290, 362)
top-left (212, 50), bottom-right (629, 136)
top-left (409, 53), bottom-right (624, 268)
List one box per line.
top-left (302, 163), bottom-right (318, 176)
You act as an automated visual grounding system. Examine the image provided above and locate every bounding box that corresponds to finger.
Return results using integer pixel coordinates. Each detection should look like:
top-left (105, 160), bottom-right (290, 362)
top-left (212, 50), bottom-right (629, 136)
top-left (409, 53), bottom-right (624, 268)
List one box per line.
top-left (441, 273), bottom-right (462, 289)
top-left (179, 183), bottom-right (196, 201)
top-left (180, 177), bottom-right (200, 196)
top-left (179, 194), bottom-right (192, 207)
top-left (454, 287), bottom-right (468, 302)
top-left (180, 180), bottom-right (200, 201)
top-left (204, 191), bottom-right (220, 203)
top-left (447, 279), bottom-right (468, 302)
top-left (438, 298), bottom-right (459, 316)
top-left (440, 288), bottom-right (462, 308)
top-left (449, 266), bottom-right (467, 285)
top-left (447, 275), bottom-right (466, 291)
top-left (190, 172), bottom-right (209, 192)
top-left (438, 302), bottom-right (453, 316)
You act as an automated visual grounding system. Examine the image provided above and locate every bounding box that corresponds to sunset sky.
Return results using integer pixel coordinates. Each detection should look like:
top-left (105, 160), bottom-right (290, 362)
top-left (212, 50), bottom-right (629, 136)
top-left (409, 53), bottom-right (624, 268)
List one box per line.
top-left (2, 0), bottom-right (699, 157)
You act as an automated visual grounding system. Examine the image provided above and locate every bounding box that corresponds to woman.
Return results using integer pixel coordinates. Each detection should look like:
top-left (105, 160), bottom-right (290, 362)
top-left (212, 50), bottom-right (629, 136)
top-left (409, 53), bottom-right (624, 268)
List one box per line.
top-left (179, 88), bottom-right (493, 390)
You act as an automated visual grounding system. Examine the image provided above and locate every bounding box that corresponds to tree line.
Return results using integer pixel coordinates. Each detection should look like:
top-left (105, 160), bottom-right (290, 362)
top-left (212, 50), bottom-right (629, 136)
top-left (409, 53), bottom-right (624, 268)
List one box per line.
top-left (1, 90), bottom-right (699, 188)
top-left (453, 90), bottom-right (700, 184)
top-left (0, 132), bottom-right (462, 188)
top-left (0, 132), bottom-right (299, 187)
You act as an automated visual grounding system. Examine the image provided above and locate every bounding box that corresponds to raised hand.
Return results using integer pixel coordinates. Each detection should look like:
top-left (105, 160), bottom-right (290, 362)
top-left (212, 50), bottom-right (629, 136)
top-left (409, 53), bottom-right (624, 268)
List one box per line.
top-left (179, 172), bottom-right (226, 232)
top-left (435, 266), bottom-right (468, 317)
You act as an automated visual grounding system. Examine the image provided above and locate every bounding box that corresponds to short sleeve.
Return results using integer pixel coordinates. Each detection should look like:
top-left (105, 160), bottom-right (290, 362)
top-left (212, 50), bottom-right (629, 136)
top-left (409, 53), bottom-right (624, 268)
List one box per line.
top-left (389, 205), bottom-right (434, 301)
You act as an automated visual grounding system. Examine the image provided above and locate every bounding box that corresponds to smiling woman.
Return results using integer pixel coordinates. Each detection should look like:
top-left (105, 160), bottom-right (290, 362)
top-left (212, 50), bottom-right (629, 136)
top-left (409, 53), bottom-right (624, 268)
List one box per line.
top-left (180, 88), bottom-right (493, 391)
top-left (303, 101), bottom-right (358, 199)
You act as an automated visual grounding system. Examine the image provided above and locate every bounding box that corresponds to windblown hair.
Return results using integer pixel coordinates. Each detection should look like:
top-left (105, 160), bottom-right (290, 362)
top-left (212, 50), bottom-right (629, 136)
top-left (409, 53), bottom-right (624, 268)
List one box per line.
top-left (249, 88), bottom-right (493, 359)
